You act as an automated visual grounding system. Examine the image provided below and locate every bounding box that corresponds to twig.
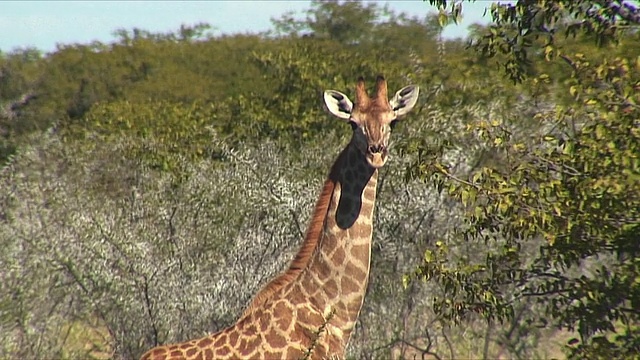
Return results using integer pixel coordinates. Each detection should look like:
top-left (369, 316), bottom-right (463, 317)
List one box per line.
top-left (300, 308), bottom-right (336, 360)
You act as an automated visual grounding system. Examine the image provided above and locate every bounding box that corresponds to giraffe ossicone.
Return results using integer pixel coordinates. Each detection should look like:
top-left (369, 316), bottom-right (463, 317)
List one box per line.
top-left (140, 76), bottom-right (419, 360)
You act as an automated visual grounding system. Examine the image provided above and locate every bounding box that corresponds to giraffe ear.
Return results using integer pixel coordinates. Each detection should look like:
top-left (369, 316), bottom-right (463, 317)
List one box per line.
top-left (390, 85), bottom-right (419, 118)
top-left (324, 90), bottom-right (353, 120)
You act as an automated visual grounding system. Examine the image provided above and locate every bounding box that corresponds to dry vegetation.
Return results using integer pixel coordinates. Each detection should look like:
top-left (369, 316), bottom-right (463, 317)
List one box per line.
top-left (1, 1), bottom-right (638, 359)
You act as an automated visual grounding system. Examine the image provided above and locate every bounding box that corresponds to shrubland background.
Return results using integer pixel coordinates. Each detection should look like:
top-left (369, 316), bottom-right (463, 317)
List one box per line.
top-left (0, 1), bottom-right (638, 359)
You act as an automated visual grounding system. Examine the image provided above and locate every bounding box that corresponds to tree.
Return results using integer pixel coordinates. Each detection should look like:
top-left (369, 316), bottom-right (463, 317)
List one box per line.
top-left (272, 0), bottom-right (381, 44)
top-left (406, 0), bottom-right (640, 357)
top-left (431, 0), bottom-right (640, 82)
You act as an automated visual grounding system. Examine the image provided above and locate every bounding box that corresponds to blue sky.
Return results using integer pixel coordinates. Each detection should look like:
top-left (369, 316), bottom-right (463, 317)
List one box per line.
top-left (0, 1), bottom-right (494, 53)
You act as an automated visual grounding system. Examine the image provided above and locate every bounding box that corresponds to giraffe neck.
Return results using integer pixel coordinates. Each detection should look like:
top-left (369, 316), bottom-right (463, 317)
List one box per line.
top-left (139, 143), bottom-right (380, 360)
top-left (289, 141), bottom-right (378, 342)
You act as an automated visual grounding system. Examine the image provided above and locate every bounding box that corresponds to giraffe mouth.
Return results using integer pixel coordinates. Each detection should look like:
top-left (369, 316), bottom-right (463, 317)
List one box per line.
top-left (366, 150), bottom-right (387, 168)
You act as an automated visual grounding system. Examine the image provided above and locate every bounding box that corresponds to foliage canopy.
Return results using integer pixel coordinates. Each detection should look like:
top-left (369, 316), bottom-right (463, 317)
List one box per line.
top-left (0, 0), bottom-right (638, 359)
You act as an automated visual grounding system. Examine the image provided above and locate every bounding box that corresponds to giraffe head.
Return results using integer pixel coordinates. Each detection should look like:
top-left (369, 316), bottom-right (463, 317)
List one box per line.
top-left (323, 76), bottom-right (419, 168)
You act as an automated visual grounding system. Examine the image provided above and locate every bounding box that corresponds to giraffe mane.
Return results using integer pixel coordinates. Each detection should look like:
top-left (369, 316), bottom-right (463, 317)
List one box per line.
top-left (241, 156), bottom-right (342, 316)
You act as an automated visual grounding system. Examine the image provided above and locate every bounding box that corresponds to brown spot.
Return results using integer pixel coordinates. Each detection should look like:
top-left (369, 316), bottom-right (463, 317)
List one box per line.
top-left (213, 334), bottom-right (226, 348)
top-left (179, 343), bottom-right (192, 349)
top-left (286, 347), bottom-right (304, 359)
top-left (363, 185), bottom-right (376, 200)
top-left (186, 348), bottom-right (198, 357)
top-left (360, 201), bottom-right (374, 215)
top-left (253, 308), bottom-right (263, 319)
top-left (169, 350), bottom-right (182, 357)
top-left (275, 314), bottom-right (293, 332)
top-left (341, 276), bottom-right (361, 296)
top-left (350, 243), bottom-right (370, 259)
top-left (239, 336), bottom-right (261, 357)
top-left (194, 352), bottom-right (204, 360)
top-left (272, 300), bottom-right (291, 317)
top-left (241, 323), bottom-right (258, 337)
top-left (197, 337), bottom-right (213, 347)
top-left (272, 301), bottom-right (293, 331)
top-left (215, 346), bottom-right (230, 357)
top-left (349, 225), bottom-right (371, 239)
top-left (289, 324), bottom-right (307, 344)
top-left (265, 330), bottom-right (288, 348)
top-left (322, 233), bottom-right (339, 252)
top-left (345, 262), bottom-right (369, 284)
top-left (250, 335), bottom-right (262, 349)
top-left (311, 342), bottom-right (330, 359)
top-left (287, 285), bottom-right (307, 306)
top-left (264, 350), bottom-right (284, 358)
top-left (325, 279), bottom-right (339, 298)
top-left (204, 348), bottom-right (214, 360)
top-left (297, 306), bottom-right (323, 326)
top-left (228, 330), bottom-right (239, 347)
top-left (331, 247), bottom-right (346, 265)
top-left (151, 348), bottom-right (165, 355)
top-left (315, 258), bottom-right (333, 282)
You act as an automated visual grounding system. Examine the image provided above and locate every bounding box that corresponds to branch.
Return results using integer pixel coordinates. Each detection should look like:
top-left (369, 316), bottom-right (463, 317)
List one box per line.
top-left (521, 288), bottom-right (572, 297)
top-left (436, 166), bottom-right (480, 189)
top-left (529, 154), bottom-right (583, 177)
top-left (594, 0), bottom-right (640, 24)
top-left (398, 337), bottom-right (443, 360)
top-left (142, 273), bottom-right (161, 346)
top-left (1, 91), bottom-right (37, 120)
top-left (288, 208), bottom-right (304, 240)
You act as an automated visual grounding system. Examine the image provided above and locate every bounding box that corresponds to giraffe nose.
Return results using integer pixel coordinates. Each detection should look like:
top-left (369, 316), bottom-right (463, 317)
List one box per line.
top-left (368, 144), bottom-right (385, 154)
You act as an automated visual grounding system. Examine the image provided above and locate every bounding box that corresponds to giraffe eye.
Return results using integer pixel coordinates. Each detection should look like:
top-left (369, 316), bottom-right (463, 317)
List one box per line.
top-left (349, 121), bottom-right (358, 131)
top-left (390, 120), bottom-right (398, 130)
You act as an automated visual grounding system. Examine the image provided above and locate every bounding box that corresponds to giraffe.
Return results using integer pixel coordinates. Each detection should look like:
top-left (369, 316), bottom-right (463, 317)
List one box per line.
top-left (140, 76), bottom-right (419, 360)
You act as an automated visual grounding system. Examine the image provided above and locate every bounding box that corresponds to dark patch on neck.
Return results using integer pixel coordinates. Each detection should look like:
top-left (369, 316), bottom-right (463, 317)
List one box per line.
top-left (330, 144), bottom-right (376, 229)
